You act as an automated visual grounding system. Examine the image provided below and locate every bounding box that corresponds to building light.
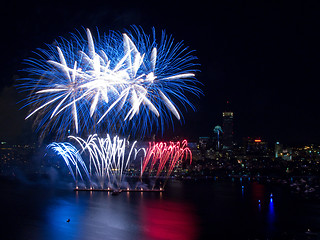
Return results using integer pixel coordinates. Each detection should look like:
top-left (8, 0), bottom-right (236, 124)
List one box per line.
top-left (254, 139), bottom-right (262, 143)
top-left (222, 112), bottom-right (233, 117)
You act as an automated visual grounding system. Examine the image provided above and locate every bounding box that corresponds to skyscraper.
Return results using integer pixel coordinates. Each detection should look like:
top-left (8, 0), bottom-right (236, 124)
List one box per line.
top-left (275, 141), bottom-right (283, 158)
top-left (222, 102), bottom-right (233, 150)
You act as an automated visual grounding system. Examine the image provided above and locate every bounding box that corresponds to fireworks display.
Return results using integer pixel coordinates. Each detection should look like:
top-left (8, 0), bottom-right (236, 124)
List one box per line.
top-left (68, 134), bottom-right (137, 189)
top-left (141, 140), bottom-right (192, 180)
top-left (21, 26), bottom-right (199, 190)
top-left (21, 26), bottom-right (201, 139)
top-left (47, 135), bottom-right (192, 189)
top-left (48, 142), bottom-right (91, 184)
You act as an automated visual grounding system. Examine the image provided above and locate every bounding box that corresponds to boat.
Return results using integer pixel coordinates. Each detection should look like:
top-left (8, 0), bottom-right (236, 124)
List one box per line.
top-left (111, 190), bottom-right (122, 196)
top-left (305, 229), bottom-right (318, 236)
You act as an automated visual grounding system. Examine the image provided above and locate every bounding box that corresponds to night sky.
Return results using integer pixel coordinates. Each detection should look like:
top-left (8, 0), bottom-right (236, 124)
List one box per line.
top-left (1, 0), bottom-right (320, 145)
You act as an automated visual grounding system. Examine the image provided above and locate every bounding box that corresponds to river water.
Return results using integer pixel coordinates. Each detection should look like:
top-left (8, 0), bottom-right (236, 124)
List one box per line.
top-left (0, 177), bottom-right (319, 240)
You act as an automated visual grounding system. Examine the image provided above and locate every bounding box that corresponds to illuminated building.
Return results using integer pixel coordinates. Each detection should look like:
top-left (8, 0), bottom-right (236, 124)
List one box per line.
top-left (282, 148), bottom-right (292, 161)
top-left (244, 137), bottom-right (268, 155)
top-left (199, 136), bottom-right (210, 149)
top-left (274, 142), bottom-right (292, 160)
top-left (275, 141), bottom-right (282, 158)
top-left (222, 108), bottom-right (234, 150)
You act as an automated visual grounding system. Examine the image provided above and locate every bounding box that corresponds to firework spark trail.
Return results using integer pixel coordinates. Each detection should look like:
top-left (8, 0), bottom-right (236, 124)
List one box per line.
top-left (48, 137), bottom-right (191, 189)
top-left (166, 140), bottom-right (192, 178)
top-left (69, 134), bottom-right (138, 189)
top-left (47, 142), bottom-right (91, 183)
top-left (141, 140), bottom-right (192, 184)
top-left (20, 26), bottom-right (201, 139)
top-left (141, 142), bottom-right (155, 176)
top-left (156, 143), bottom-right (173, 177)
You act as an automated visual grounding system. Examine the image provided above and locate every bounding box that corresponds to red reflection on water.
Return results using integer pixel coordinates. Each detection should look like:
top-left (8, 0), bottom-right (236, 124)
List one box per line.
top-left (141, 200), bottom-right (199, 240)
top-left (252, 182), bottom-right (265, 204)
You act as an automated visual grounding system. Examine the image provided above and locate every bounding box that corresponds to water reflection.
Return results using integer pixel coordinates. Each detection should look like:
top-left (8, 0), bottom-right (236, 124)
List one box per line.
top-left (241, 185), bottom-right (244, 198)
top-left (3, 179), bottom-right (317, 240)
top-left (44, 190), bottom-right (199, 240)
top-left (46, 199), bottom-right (83, 240)
top-left (252, 182), bottom-right (265, 211)
top-left (140, 200), bottom-right (199, 240)
top-left (267, 195), bottom-right (276, 233)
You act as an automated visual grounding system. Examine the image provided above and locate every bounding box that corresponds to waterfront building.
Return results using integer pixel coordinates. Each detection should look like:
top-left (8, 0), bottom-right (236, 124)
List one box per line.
top-left (222, 110), bottom-right (234, 150)
top-left (282, 148), bottom-right (292, 161)
top-left (199, 136), bottom-right (210, 149)
top-left (275, 141), bottom-right (283, 158)
top-left (244, 137), bottom-right (268, 156)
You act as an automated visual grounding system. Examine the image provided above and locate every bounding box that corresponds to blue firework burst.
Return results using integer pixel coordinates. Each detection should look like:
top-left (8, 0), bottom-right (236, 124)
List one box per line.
top-left (19, 26), bottom-right (202, 139)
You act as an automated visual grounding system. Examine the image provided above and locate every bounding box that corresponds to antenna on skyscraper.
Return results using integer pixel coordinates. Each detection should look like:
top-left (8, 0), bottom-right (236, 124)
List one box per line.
top-left (214, 125), bottom-right (223, 150)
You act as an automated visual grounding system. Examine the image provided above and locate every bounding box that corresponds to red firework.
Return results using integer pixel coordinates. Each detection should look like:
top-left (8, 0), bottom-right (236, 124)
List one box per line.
top-left (141, 140), bottom-right (192, 179)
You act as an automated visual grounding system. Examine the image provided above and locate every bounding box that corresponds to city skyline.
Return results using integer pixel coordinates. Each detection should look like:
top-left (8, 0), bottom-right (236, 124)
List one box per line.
top-left (1, 1), bottom-right (320, 145)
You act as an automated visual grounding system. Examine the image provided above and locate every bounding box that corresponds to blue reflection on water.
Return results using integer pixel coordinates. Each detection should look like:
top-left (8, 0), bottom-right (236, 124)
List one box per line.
top-left (268, 197), bottom-right (275, 220)
top-left (267, 195), bottom-right (276, 234)
top-left (45, 199), bottom-right (83, 240)
top-left (258, 202), bottom-right (261, 212)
